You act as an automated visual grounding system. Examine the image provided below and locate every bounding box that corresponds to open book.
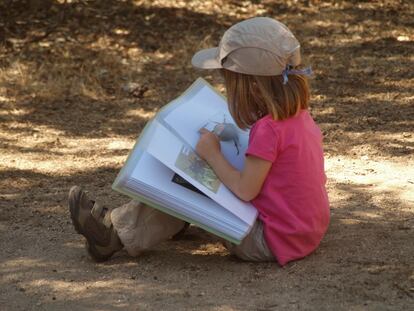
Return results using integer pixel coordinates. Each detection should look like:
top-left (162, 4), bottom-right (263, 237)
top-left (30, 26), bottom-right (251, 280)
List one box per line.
top-left (112, 78), bottom-right (258, 244)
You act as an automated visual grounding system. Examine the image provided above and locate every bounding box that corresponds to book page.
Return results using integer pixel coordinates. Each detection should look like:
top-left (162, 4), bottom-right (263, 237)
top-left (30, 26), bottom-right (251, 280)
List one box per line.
top-left (145, 120), bottom-right (257, 225)
top-left (129, 152), bottom-right (244, 227)
top-left (162, 85), bottom-right (249, 171)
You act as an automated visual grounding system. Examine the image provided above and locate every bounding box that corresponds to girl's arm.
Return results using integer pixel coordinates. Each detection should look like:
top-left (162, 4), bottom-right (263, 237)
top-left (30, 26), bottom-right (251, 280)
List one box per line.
top-left (196, 129), bottom-right (271, 201)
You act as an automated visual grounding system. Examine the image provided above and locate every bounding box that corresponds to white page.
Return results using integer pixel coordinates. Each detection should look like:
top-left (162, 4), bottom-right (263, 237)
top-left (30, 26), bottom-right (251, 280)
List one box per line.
top-left (129, 151), bottom-right (246, 231)
top-left (144, 120), bottom-right (257, 225)
top-left (163, 85), bottom-right (249, 171)
top-left (125, 180), bottom-right (245, 238)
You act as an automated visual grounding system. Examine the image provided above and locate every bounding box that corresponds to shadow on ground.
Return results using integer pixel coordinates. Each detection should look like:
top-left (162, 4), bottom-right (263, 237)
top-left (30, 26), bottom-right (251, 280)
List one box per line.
top-left (1, 1), bottom-right (413, 310)
top-left (0, 0), bottom-right (413, 157)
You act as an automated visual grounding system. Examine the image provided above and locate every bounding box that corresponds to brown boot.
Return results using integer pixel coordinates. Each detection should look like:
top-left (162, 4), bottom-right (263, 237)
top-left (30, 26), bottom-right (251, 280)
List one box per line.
top-left (68, 186), bottom-right (123, 262)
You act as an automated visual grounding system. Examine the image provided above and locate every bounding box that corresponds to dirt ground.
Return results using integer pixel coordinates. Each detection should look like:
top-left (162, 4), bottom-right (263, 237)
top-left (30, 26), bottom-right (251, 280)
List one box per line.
top-left (0, 1), bottom-right (413, 310)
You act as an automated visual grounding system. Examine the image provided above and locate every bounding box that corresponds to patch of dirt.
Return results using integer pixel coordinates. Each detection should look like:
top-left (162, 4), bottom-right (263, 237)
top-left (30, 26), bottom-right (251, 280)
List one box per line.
top-left (1, 1), bottom-right (413, 310)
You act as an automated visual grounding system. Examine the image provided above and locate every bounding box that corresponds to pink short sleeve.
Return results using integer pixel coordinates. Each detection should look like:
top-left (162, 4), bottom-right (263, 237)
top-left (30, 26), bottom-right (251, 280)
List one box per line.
top-left (245, 118), bottom-right (278, 162)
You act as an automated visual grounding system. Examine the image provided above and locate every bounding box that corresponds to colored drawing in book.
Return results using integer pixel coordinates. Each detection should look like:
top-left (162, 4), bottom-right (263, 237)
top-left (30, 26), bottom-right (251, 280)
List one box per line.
top-left (174, 146), bottom-right (221, 193)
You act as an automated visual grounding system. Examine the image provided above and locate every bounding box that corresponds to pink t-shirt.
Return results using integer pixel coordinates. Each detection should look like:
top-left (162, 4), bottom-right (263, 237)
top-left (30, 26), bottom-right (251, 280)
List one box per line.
top-left (246, 110), bottom-right (330, 266)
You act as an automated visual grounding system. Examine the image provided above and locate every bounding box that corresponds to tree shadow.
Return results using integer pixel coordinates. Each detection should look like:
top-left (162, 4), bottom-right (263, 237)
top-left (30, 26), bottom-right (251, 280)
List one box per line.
top-left (0, 0), bottom-right (235, 140)
top-left (1, 2), bottom-right (413, 308)
top-left (1, 0), bottom-right (412, 158)
top-left (1, 165), bottom-right (413, 309)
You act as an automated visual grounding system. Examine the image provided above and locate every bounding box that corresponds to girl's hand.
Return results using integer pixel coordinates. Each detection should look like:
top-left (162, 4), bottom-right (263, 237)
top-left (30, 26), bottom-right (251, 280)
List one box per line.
top-left (196, 128), bottom-right (221, 162)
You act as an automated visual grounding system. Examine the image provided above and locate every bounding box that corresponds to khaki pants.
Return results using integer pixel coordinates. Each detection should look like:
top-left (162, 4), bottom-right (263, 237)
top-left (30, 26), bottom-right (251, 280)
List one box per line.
top-left (111, 200), bottom-right (275, 261)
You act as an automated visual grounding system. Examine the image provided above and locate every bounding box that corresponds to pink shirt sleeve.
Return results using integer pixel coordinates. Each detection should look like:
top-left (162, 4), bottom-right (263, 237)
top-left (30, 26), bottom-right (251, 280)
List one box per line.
top-left (245, 119), bottom-right (278, 162)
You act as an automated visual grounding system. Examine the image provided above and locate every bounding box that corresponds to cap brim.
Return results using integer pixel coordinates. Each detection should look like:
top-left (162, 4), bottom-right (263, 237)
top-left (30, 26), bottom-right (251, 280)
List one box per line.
top-left (191, 47), bottom-right (222, 69)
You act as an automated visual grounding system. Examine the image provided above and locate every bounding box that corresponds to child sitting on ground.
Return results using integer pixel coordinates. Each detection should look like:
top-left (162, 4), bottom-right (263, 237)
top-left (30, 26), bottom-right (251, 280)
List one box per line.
top-left (68, 17), bottom-right (330, 266)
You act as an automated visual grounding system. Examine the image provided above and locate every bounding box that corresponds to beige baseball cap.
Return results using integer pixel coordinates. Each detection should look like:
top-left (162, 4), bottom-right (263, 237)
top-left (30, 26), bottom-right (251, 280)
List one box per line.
top-left (191, 17), bottom-right (301, 76)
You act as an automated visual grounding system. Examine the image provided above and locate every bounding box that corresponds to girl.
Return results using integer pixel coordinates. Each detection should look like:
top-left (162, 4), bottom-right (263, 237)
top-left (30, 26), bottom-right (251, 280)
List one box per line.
top-left (68, 17), bottom-right (330, 266)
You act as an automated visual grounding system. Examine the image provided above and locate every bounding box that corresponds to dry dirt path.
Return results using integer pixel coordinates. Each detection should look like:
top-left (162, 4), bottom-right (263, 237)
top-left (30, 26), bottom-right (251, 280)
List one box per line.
top-left (1, 1), bottom-right (413, 310)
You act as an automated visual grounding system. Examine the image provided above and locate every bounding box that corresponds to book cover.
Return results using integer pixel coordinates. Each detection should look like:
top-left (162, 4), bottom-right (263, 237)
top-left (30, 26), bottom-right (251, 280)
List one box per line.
top-left (112, 78), bottom-right (258, 244)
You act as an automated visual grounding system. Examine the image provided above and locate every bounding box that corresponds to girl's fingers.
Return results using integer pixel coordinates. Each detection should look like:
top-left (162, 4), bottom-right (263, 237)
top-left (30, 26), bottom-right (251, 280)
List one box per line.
top-left (198, 128), bottom-right (210, 134)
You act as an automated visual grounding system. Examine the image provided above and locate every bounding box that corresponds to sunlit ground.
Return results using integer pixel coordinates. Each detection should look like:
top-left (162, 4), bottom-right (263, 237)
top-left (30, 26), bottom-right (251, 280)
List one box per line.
top-left (1, 0), bottom-right (413, 310)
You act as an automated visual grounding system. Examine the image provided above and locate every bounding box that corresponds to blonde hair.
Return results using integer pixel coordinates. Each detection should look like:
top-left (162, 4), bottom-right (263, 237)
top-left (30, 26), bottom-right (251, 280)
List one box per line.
top-left (221, 69), bottom-right (310, 129)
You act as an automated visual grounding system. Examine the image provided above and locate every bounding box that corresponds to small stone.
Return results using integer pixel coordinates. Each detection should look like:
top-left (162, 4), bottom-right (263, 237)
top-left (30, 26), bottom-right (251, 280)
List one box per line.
top-left (122, 82), bottom-right (140, 93)
top-left (397, 35), bottom-right (410, 42)
top-left (362, 67), bottom-right (374, 75)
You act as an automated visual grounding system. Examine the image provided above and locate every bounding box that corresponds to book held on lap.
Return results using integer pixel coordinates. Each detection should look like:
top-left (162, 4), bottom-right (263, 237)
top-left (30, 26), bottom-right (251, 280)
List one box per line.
top-left (112, 78), bottom-right (258, 244)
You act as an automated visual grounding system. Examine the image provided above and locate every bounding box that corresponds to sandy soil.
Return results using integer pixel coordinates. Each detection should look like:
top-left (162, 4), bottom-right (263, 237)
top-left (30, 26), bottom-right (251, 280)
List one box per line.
top-left (0, 1), bottom-right (413, 310)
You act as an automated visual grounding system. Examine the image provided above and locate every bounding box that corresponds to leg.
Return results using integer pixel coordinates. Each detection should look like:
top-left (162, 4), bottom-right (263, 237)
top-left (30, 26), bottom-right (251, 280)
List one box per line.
top-left (111, 200), bottom-right (187, 257)
top-left (224, 220), bottom-right (275, 262)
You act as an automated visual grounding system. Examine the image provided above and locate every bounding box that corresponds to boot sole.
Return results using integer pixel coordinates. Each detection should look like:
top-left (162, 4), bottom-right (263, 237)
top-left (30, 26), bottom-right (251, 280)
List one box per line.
top-left (68, 186), bottom-right (84, 235)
